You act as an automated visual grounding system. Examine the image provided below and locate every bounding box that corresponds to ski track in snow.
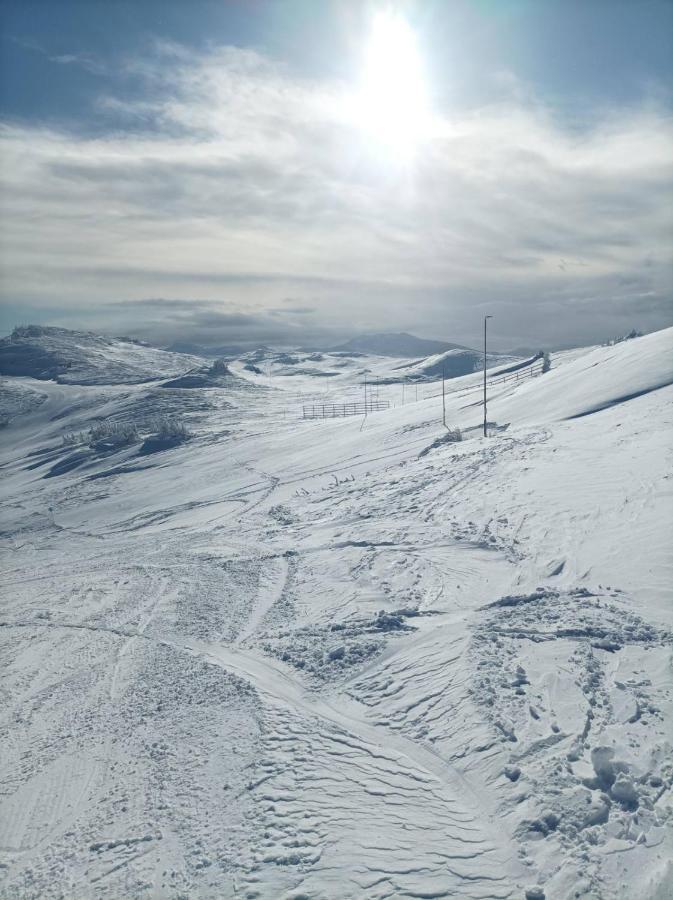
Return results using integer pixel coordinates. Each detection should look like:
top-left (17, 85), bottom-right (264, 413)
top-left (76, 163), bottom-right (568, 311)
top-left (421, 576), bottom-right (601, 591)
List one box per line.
top-left (1, 328), bottom-right (672, 899)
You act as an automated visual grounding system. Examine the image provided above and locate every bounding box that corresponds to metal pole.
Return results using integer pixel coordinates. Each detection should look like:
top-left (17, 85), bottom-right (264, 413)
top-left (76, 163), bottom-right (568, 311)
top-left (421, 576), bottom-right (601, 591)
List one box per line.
top-left (364, 374), bottom-right (367, 411)
top-left (483, 315), bottom-right (492, 437)
top-left (442, 364), bottom-right (446, 427)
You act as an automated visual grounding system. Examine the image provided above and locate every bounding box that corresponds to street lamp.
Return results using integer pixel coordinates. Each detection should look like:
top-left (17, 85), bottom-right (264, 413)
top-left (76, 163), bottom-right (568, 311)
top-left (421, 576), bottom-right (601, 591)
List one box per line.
top-left (483, 315), bottom-right (493, 437)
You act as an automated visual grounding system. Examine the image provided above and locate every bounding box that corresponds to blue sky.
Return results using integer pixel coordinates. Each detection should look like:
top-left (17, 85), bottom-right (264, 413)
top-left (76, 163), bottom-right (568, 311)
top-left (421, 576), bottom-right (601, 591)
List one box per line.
top-left (1, 0), bottom-right (672, 348)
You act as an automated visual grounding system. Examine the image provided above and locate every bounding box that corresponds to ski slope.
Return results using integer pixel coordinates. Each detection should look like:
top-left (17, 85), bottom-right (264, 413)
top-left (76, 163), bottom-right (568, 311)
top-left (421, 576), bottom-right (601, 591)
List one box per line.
top-left (1, 327), bottom-right (672, 899)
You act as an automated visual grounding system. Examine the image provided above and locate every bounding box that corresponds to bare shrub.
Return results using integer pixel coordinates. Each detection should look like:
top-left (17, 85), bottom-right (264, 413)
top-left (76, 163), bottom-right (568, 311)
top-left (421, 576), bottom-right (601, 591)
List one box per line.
top-left (60, 415), bottom-right (190, 455)
top-left (61, 430), bottom-right (88, 446)
top-left (138, 416), bottom-right (191, 455)
top-left (146, 416), bottom-right (190, 440)
top-left (89, 421), bottom-right (139, 447)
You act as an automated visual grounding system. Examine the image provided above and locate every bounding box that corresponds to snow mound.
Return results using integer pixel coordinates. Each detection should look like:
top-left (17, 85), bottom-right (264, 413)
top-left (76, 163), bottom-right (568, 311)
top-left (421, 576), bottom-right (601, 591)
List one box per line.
top-left (0, 325), bottom-right (204, 385)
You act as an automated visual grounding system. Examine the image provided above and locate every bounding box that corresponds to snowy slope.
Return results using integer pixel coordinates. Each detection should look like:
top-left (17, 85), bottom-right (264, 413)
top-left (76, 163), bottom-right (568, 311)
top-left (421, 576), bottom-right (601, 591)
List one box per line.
top-left (0, 325), bottom-right (204, 385)
top-left (493, 327), bottom-right (673, 424)
top-left (0, 328), bottom-right (671, 899)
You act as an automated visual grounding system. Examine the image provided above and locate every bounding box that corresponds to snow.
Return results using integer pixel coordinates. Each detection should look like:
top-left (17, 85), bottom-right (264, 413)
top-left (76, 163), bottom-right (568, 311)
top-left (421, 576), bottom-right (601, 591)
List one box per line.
top-left (400, 347), bottom-right (517, 381)
top-left (0, 326), bottom-right (672, 898)
top-left (0, 325), bottom-right (203, 385)
top-left (331, 332), bottom-right (473, 358)
top-left (494, 327), bottom-right (673, 424)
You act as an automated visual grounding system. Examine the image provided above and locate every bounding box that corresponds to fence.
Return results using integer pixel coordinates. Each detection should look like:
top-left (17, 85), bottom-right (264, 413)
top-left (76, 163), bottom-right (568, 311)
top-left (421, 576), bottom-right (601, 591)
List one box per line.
top-left (423, 360), bottom-right (544, 403)
top-left (302, 400), bottom-right (390, 419)
top-left (487, 361), bottom-right (544, 387)
top-left (299, 361), bottom-right (543, 420)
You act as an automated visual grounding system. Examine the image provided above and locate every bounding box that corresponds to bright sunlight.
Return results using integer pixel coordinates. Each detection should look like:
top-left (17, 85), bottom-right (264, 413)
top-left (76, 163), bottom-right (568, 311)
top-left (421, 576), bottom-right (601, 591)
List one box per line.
top-left (351, 9), bottom-right (432, 159)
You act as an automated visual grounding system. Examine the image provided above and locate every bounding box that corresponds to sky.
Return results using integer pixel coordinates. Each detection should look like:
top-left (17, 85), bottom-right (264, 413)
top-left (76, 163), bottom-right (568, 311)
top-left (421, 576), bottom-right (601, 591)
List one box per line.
top-left (1, 0), bottom-right (672, 350)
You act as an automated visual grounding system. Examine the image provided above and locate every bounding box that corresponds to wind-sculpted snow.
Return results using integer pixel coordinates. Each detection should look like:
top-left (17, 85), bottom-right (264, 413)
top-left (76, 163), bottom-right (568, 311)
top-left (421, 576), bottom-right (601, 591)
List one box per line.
top-left (0, 379), bottom-right (47, 425)
top-left (0, 325), bottom-right (204, 385)
top-left (0, 327), bottom-right (671, 898)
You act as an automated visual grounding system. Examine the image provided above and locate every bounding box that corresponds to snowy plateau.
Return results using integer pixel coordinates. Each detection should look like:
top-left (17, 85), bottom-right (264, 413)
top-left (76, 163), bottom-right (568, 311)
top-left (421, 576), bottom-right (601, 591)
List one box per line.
top-left (1, 324), bottom-right (672, 900)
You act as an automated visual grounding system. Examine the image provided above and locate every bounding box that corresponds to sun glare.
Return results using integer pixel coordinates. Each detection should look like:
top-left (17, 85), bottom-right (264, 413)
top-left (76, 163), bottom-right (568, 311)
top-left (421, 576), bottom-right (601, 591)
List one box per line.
top-left (351, 10), bottom-right (432, 159)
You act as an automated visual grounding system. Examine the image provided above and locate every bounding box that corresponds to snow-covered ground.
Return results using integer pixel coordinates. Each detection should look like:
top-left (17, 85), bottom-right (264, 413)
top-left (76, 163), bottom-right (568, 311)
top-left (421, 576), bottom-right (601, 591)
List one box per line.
top-left (1, 327), bottom-right (672, 899)
top-left (0, 326), bottom-right (202, 385)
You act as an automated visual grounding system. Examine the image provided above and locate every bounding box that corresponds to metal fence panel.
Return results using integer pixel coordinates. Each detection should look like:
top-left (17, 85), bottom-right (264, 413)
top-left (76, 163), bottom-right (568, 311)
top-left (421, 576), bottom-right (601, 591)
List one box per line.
top-left (302, 400), bottom-right (391, 419)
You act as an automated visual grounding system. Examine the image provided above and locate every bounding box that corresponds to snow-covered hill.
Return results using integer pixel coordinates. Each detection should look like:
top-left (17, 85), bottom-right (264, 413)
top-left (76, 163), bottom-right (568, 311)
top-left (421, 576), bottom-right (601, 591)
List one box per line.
top-left (0, 326), bottom-right (672, 899)
top-left (333, 331), bottom-right (473, 357)
top-left (0, 325), bottom-right (204, 385)
top-left (396, 346), bottom-right (513, 380)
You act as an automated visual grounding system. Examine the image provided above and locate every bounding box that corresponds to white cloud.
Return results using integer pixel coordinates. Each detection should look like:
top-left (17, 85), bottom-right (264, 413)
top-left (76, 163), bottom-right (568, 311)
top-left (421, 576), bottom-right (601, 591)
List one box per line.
top-left (1, 41), bottom-right (671, 347)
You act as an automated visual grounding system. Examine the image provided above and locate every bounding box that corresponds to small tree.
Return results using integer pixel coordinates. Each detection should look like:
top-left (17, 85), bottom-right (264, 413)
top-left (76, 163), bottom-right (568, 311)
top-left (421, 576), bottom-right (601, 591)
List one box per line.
top-left (542, 351), bottom-right (551, 373)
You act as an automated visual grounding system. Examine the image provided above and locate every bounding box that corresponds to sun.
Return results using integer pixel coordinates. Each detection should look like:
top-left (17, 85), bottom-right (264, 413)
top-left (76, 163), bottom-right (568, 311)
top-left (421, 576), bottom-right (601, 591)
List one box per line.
top-left (351, 10), bottom-right (432, 159)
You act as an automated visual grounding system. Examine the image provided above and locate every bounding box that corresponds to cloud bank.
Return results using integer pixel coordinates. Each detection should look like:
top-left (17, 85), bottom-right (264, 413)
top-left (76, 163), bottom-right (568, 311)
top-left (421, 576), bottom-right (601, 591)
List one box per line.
top-left (1, 39), bottom-right (671, 348)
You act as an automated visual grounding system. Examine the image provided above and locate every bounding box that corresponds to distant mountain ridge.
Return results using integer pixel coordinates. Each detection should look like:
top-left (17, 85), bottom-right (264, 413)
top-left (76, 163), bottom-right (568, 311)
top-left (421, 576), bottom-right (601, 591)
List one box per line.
top-left (332, 332), bottom-right (473, 358)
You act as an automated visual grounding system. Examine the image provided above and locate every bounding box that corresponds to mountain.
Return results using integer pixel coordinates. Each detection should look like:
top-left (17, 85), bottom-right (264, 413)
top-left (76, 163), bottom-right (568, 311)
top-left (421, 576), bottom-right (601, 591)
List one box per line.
top-left (332, 332), bottom-right (472, 358)
top-left (0, 325), bottom-right (203, 385)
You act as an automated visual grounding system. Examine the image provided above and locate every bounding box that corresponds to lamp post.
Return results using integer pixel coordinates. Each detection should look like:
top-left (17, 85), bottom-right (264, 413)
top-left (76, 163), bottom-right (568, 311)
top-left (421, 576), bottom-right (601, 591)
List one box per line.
top-left (483, 315), bottom-right (492, 437)
top-left (442, 363), bottom-right (446, 428)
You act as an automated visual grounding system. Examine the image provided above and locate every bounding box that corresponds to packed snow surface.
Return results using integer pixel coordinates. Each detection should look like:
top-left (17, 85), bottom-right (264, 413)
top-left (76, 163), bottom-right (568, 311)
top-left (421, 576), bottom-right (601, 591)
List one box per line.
top-left (1, 327), bottom-right (672, 899)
